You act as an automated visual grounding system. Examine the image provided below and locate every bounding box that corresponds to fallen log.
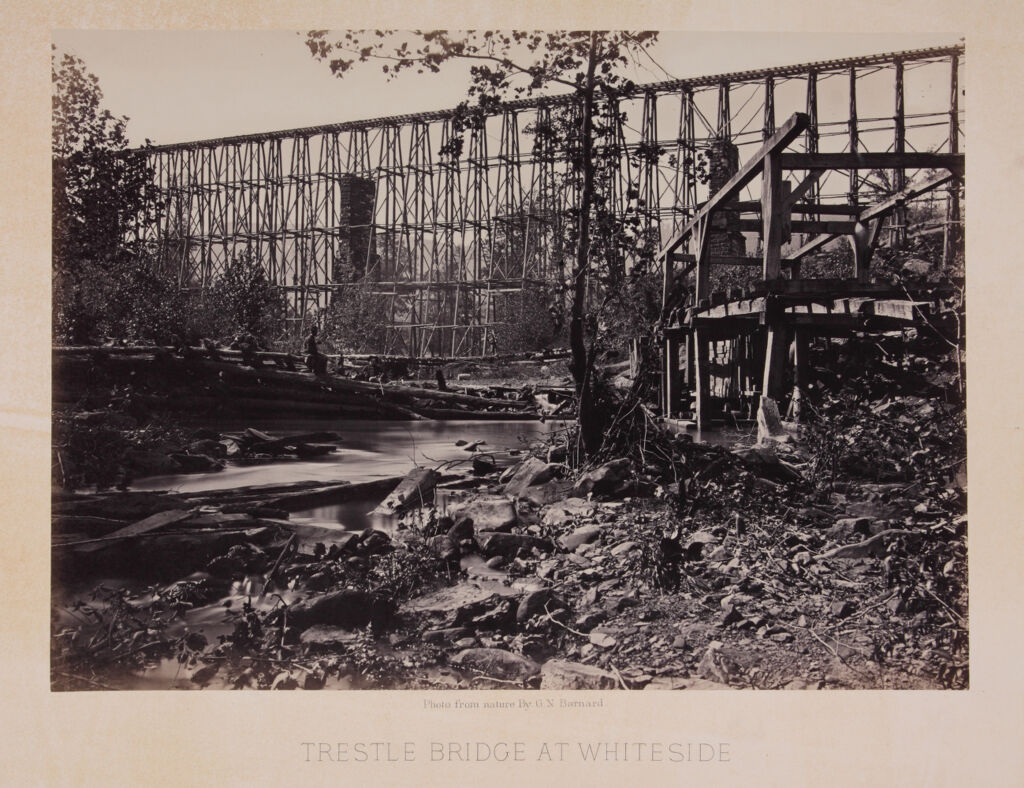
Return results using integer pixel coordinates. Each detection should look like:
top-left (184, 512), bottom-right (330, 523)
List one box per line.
top-left (415, 407), bottom-right (540, 421)
top-left (371, 467), bottom-right (441, 516)
top-left (74, 509), bottom-right (195, 553)
top-left (266, 477), bottom-right (404, 511)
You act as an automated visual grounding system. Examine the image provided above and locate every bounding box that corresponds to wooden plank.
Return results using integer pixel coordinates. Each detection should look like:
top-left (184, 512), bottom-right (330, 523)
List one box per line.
top-left (693, 297), bottom-right (767, 320)
top-left (780, 152), bottom-right (964, 173)
top-left (868, 300), bottom-right (930, 322)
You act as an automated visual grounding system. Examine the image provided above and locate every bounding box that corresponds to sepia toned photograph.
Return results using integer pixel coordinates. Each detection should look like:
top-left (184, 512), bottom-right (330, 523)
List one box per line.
top-left (50, 29), bottom-right (967, 693)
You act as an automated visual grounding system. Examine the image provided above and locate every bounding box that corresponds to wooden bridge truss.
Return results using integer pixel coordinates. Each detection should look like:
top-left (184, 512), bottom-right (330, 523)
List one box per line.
top-left (135, 43), bottom-right (964, 358)
top-left (658, 110), bottom-right (964, 429)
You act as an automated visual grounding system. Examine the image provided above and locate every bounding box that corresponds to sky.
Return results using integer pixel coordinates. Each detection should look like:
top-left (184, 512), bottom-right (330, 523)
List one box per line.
top-left (51, 30), bottom-right (961, 148)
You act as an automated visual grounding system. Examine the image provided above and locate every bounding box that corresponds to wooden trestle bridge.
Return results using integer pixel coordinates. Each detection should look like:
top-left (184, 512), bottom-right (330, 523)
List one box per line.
top-left (135, 43), bottom-right (964, 359)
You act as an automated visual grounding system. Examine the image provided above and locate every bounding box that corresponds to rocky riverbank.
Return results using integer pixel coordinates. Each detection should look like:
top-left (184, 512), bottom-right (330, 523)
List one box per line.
top-left (51, 402), bottom-right (967, 691)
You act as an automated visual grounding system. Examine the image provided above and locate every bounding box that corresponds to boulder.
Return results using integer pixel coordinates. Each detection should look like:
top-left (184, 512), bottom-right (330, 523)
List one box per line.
top-left (422, 627), bottom-right (473, 644)
top-left (697, 643), bottom-right (761, 685)
top-left (902, 257), bottom-right (931, 278)
top-left (285, 590), bottom-right (392, 632)
top-left (426, 535), bottom-right (460, 563)
top-left (471, 455), bottom-right (497, 476)
top-left (299, 625), bottom-right (361, 648)
top-left (446, 517), bottom-right (475, 542)
top-left (474, 531), bottom-right (550, 559)
top-left (541, 498), bottom-right (597, 528)
top-left (827, 517), bottom-right (875, 539)
top-left (451, 648), bottom-right (540, 682)
top-left (540, 660), bottom-right (617, 690)
top-left (520, 479), bottom-right (575, 507)
top-left (610, 540), bottom-right (637, 556)
top-left (572, 458), bottom-right (631, 497)
top-left (448, 496), bottom-right (517, 532)
top-left (357, 529), bottom-right (393, 555)
top-left (559, 524), bottom-right (602, 552)
top-left (189, 439), bottom-right (224, 457)
top-left (516, 589), bottom-right (569, 626)
top-left (503, 457), bottom-right (559, 498)
top-left (735, 446), bottom-right (802, 483)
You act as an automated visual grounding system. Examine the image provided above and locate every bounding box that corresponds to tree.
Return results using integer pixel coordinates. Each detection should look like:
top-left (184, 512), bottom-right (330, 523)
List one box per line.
top-left (52, 48), bottom-right (154, 274)
top-left (305, 29), bottom-right (660, 456)
top-left (52, 48), bottom-right (160, 342)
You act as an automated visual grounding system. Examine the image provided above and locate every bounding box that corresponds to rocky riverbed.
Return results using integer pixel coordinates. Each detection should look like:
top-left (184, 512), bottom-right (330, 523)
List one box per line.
top-left (51, 403), bottom-right (967, 691)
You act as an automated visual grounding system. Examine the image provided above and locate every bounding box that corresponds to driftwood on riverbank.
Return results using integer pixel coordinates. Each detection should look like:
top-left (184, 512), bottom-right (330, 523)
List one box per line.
top-left (53, 345), bottom-right (573, 422)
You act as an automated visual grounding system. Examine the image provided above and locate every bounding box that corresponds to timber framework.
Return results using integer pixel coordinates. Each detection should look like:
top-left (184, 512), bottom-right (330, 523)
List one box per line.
top-left (132, 44), bottom-right (964, 358)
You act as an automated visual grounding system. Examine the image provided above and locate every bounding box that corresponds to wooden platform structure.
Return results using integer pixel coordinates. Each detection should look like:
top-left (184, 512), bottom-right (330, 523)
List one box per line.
top-left (658, 112), bottom-right (964, 430)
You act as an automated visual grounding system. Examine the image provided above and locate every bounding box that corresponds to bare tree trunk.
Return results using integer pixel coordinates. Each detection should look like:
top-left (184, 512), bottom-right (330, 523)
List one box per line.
top-left (570, 33), bottom-right (602, 458)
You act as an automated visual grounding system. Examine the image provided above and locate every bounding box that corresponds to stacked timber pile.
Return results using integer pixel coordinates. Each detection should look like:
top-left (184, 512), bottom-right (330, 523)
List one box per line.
top-left (53, 345), bottom-right (567, 421)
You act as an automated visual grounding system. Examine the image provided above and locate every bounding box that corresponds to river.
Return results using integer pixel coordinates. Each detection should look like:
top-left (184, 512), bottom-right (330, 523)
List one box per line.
top-left (130, 418), bottom-right (566, 531)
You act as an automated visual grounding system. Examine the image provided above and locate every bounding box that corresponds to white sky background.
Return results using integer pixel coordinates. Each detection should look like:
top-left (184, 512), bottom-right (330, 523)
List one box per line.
top-left (51, 30), bottom-right (961, 147)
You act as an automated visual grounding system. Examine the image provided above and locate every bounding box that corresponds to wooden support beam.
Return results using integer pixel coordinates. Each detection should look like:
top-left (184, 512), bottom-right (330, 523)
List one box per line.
top-left (693, 215), bottom-right (714, 302)
top-left (684, 331), bottom-right (695, 388)
top-left (851, 218), bottom-right (883, 282)
top-left (784, 171), bottom-right (823, 211)
top-left (738, 219), bottom-right (857, 235)
top-left (693, 297), bottom-right (768, 320)
top-left (791, 328), bottom-right (808, 421)
top-left (761, 324), bottom-right (788, 403)
top-left (672, 253), bottom-right (768, 267)
top-left (693, 326), bottom-right (711, 429)
top-left (858, 172), bottom-right (955, 223)
top-left (692, 197), bottom-right (857, 215)
top-left (780, 152), bottom-right (964, 174)
top-left (763, 149), bottom-right (784, 280)
top-left (663, 336), bottom-right (681, 418)
top-left (784, 171), bottom-right (957, 262)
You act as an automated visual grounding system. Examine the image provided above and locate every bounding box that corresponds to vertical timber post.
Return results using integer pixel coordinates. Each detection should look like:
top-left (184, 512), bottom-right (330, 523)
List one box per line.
top-left (893, 59), bottom-right (907, 247)
top-left (693, 220), bottom-right (713, 429)
top-left (848, 67), bottom-right (859, 207)
top-left (852, 218), bottom-right (882, 282)
top-left (663, 334), bottom-right (680, 418)
top-left (791, 328), bottom-right (808, 421)
top-left (944, 53), bottom-right (961, 269)
top-left (760, 148), bottom-right (786, 427)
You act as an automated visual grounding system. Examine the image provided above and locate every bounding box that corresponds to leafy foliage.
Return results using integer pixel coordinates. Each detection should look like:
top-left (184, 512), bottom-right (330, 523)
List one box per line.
top-left (207, 250), bottom-right (286, 345)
